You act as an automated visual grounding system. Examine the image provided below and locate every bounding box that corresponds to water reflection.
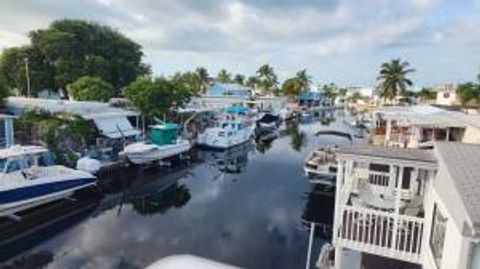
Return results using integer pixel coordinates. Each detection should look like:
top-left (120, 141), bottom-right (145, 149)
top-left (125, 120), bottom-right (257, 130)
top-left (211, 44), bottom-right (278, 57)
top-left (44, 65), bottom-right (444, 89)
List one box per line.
top-left (129, 183), bottom-right (191, 216)
top-left (286, 122), bottom-right (307, 152)
top-left (319, 111), bottom-right (336, 126)
top-left (301, 185), bottom-right (335, 240)
top-left (0, 196), bottom-right (100, 262)
top-left (197, 142), bottom-right (253, 174)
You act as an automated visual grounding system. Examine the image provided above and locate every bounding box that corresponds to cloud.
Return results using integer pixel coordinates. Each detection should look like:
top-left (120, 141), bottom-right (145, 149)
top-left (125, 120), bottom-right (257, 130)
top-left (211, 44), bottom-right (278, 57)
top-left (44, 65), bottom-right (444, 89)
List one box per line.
top-left (0, 0), bottom-right (479, 86)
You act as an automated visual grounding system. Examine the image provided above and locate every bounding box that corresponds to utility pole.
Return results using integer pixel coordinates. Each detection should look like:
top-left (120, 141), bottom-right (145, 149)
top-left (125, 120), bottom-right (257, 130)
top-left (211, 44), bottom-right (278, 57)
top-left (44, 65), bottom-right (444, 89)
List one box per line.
top-left (24, 57), bottom-right (31, 98)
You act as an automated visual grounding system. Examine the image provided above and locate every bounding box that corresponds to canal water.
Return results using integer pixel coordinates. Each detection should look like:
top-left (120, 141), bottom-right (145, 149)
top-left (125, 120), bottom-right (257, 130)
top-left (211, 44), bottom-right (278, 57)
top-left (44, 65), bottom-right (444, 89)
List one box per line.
top-left (0, 110), bottom-right (358, 269)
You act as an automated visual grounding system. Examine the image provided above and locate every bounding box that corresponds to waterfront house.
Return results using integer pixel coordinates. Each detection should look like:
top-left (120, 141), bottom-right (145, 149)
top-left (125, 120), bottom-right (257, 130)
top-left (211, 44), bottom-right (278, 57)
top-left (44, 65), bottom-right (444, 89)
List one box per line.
top-left (4, 97), bottom-right (141, 163)
top-left (299, 88), bottom-right (331, 107)
top-left (206, 83), bottom-right (252, 98)
top-left (371, 105), bottom-right (480, 148)
top-left (331, 142), bottom-right (480, 269)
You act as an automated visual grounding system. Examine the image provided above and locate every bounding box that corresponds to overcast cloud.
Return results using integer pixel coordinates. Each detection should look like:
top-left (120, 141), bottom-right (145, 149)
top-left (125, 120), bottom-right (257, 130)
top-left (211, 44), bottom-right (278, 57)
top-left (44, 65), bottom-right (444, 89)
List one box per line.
top-left (1, 0), bottom-right (480, 86)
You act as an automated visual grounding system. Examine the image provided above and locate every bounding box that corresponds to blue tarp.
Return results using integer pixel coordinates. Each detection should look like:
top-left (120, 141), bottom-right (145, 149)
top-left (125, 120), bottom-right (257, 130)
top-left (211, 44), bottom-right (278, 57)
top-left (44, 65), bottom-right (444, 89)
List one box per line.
top-left (226, 105), bottom-right (248, 113)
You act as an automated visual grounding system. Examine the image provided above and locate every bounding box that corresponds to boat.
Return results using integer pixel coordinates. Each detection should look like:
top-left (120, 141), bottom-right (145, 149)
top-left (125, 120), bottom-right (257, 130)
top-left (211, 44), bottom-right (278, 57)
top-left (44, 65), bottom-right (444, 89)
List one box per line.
top-left (256, 113), bottom-right (280, 131)
top-left (304, 147), bottom-right (338, 187)
top-left (196, 105), bottom-right (255, 150)
top-left (0, 145), bottom-right (97, 217)
top-left (120, 123), bottom-right (192, 165)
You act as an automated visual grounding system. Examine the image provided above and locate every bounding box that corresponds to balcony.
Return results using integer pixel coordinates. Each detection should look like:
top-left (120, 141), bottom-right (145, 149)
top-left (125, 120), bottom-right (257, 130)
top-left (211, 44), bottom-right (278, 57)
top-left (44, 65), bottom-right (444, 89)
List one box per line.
top-left (337, 205), bottom-right (424, 264)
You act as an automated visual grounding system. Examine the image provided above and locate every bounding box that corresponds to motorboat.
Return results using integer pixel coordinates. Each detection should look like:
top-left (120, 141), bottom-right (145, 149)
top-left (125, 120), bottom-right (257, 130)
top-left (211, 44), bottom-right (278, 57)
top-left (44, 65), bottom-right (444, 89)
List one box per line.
top-left (256, 113), bottom-right (280, 131)
top-left (0, 145), bottom-right (97, 217)
top-left (121, 123), bottom-right (192, 165)
top-left (196, 105), bottom-right (255, 150)
top-left (304, 147), bottom-right (338, 186)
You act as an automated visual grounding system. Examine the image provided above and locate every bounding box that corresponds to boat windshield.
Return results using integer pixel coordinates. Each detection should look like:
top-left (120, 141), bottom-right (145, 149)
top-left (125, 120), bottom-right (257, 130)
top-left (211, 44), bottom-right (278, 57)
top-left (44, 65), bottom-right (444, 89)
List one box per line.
top-left (0, 158), bottom-right (7, 172)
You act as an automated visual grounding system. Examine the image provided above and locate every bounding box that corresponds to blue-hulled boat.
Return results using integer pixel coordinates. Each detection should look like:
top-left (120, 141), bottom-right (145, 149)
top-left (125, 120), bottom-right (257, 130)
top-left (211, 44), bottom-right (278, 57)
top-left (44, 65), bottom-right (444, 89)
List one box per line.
top-left (0, 145), bottom-right (97, 217)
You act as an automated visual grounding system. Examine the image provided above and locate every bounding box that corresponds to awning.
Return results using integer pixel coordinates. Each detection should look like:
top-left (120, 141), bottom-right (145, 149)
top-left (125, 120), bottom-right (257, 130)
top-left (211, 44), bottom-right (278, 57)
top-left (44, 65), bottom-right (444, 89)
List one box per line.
top-left (93, 117), bottom-right (141, 139)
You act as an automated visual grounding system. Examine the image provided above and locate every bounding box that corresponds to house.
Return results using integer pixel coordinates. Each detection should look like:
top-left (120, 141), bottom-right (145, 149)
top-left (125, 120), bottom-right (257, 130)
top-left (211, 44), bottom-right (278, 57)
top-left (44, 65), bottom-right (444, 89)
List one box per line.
top-left (432, 84), bottom-right (458, 106)
top-left (331, 143), bottom-right (480, 269)
top-left (299, 88), bottom-right (330, 106)
top-left (4, 97), bottom-right (141, 152)
top-left (371, 105), bottom-right (480, 148)
top-left (206, 83), bottom-right (252, 98)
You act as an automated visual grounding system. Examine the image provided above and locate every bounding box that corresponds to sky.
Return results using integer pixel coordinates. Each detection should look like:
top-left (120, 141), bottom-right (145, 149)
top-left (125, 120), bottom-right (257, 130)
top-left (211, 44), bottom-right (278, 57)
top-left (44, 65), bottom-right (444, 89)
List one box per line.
top-left (1, 0), bottom-right (480, 87)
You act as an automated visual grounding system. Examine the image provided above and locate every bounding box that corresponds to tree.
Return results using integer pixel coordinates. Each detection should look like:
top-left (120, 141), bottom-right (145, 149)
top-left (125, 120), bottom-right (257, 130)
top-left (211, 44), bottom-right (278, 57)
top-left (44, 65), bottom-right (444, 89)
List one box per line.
top-left (256, 64), bottom-right (278, 94)
top-left (417, 87), bottom-right (436, 102)
top-left (322, 83), bottom-right (338, 99)
top-left (0, 54), bottom-right (11, 100)
top-left (295, 69), bottom-right (311, 89)
top-left (245, 76), bottom-right (259, 89)
top-left (67, 76), bottom-right (113, 102)
top-left (123, 76), bottom-right (192, 119)
top-left (216, 69), bottom-right (231, 83)
top-left (281, 78), bottom-right (303, 96)
top-left (171, 71), bottom-right (202, 96)
top-left (457, 82), bottom-right (480, 107)
top-left (377, 58), bottom-right (415, 101)
top-left (233, 74), bottom-right (245, 85)
top-left (195, 67), bottom-right (211, 93)
top-left (1, 19), bottom-right (149, 96)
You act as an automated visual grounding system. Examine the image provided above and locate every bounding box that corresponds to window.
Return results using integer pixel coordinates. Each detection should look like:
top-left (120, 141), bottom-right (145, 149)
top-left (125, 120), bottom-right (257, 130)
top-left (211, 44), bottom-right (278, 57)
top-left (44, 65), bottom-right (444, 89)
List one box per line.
top-left (430, 204), bottom-right (447, 268)
top-left (443, 92), bottom-right (450, 98)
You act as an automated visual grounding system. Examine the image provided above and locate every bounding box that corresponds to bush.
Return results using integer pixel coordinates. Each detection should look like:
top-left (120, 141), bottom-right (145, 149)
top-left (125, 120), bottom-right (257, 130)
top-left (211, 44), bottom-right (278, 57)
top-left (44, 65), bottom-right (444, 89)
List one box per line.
top-left (68, 76), bottom-right (113, 102)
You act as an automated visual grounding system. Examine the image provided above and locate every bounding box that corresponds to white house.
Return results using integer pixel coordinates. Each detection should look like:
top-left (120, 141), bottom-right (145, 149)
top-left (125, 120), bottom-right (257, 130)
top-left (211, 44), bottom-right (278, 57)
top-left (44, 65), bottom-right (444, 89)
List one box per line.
top-left (331, 143), bottom-right (480, 269)
top-left (372, 105), bottom-right (480, 148)
top-left (433, 84), bottom-right (458, 106)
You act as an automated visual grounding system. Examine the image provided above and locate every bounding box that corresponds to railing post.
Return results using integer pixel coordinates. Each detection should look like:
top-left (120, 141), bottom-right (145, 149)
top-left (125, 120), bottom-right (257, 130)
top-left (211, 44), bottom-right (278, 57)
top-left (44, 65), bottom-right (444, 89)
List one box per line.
top-left (306, 222), bottom-right (315, 269)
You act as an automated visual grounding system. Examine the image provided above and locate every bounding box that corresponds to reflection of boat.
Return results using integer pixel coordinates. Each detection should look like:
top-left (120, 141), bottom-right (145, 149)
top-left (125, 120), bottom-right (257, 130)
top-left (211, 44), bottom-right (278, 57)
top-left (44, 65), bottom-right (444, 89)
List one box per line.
top-left (0, 197), bottom-right (99, 262)
top-left (121, 123), bottom-right (192, 164)
top-left (129, 182), bottom-right (191, 216)
top-left (304, 147), bottom-right (338, 186)
top-left (301, 185), bottom-right (335, 240)
top-left (0, 146), bottom-right (97, 217)
top-left (196, 106), bottom-right (255, 150)
top-left (198, 143), bottom-right (252, 174)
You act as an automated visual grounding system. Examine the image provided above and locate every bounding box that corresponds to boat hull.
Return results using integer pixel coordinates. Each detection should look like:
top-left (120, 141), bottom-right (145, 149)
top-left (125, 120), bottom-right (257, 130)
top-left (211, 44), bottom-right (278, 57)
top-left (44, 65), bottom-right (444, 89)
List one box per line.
top-left (0, 177), bottom-right (96, 216)
top-left (122, 140), bottom-right (192, 164)
top-left (196, 126), bottom-right (254, 150)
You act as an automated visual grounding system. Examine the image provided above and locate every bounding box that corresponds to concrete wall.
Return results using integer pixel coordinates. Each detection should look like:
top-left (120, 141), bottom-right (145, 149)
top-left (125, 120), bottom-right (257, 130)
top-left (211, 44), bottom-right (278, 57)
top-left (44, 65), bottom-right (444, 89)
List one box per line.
top-left (436, 90), bottom-right (458, 106)
top-left (462, 126), bottom-right (480, 144)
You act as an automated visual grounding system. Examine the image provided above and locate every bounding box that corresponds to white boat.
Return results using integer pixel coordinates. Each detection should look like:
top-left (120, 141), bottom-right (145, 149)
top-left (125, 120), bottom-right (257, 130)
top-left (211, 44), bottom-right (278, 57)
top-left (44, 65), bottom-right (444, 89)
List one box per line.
top-left (121, 123), bottom-right (192, 165)
top-left (196, 107), bottom-right (255, 150)
top-left (304, 147), bottom-right (338, 186)
top-left (0, 145), bottom-right (97, 217)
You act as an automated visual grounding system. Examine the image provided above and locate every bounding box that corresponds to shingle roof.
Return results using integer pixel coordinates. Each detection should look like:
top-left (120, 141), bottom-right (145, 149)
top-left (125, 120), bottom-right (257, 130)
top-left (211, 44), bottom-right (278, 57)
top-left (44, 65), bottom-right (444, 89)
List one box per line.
top-left (338, 144), bottom-right (437, 164)
top-left (435, 142), bottom-right (480, 229)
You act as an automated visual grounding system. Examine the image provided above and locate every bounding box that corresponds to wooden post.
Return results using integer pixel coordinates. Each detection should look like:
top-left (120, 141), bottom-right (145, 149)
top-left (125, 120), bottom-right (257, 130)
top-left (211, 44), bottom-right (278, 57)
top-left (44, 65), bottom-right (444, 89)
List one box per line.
top-left (391, 165), bottom-right (403, 252)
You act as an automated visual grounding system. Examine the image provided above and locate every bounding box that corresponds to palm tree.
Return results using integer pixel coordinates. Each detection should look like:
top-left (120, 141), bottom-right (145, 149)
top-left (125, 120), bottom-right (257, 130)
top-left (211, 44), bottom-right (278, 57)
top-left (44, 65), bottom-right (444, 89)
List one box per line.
top-left (377, 58), bottom-right (415, 101)
top-left (295, 69), bottom-right (311, 89)
top-left (216, 69), bottom-right (231, 83)
top-left (195, 67), bottom-right (211, 93)
top-left (256, 64), bottom-right (278, 94)
top-left (233, 74), bottom-right (245, 85)
top-left (245, 76), bottom-right (258, 88)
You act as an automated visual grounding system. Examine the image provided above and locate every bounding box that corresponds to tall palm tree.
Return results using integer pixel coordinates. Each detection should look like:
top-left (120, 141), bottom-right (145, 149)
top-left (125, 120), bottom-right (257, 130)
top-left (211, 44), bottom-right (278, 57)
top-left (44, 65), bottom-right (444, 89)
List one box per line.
top-left (377, 58), bottom-right (415, 101)
top-left (195, 67), bottom-right (211, 93)
top-left (216, 69), bottom-right (231, 83)
top-left (256, 64), bottom-right (278, 94)
top-left (295, 69), bottom-right (311, 89)
top-left (233, 74), bottom-right (245, 85)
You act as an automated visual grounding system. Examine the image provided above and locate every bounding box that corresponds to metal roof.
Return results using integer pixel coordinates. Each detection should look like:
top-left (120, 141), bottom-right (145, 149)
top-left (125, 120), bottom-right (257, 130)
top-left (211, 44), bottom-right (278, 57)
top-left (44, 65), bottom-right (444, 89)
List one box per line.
top-left (435, 142), bottom-right (480, 230)
top-left (338, 144), bottom-right (437, 164)
top-left (6, 97), bottom-right (139, 120)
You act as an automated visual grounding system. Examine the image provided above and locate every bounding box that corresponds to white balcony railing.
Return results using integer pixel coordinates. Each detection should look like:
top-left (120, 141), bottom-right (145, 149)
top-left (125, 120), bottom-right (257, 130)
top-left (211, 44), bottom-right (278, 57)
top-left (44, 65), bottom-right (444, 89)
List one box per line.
top-left (352, 169), bottom-right (414, 200)
top-left (337, 205), bottom-right (424, 264)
